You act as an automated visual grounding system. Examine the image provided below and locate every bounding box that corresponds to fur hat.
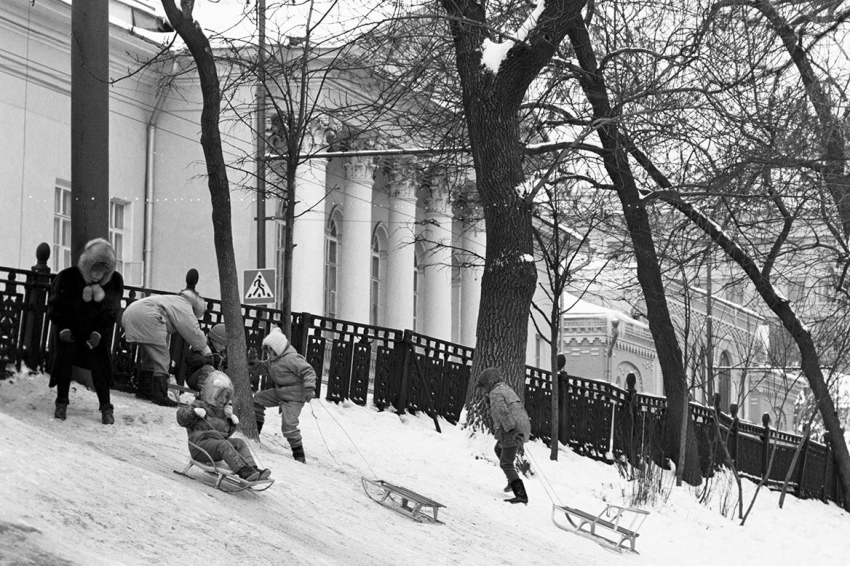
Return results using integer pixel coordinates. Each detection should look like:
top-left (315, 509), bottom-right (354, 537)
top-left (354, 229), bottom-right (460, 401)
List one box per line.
top-left (262, 326), bottom-right (289, 357)
top-left (179, 289), bottom-right (207, 320)
top-left (476, 367), bottom-right (503, 392)
top-left (77, 238), bottom-right (116, 303)
top-left (200, 370), bottom-right (233, 408)
top-left (208, 323), bottom-right (227, 351)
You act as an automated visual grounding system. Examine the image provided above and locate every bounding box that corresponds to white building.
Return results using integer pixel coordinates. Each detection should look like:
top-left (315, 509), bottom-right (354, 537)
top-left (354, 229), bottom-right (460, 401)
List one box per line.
top-left (1, 0), bottom-right (557, 366)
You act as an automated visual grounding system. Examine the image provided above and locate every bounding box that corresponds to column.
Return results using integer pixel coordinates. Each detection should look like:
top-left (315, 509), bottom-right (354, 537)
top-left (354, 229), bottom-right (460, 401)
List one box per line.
top-left (421, 190), bottom-right (453, 341)
top-left (338, 154), bottom-right (377, 323)
top-left (385, 170), bottom-right (418, 331)
top-left (290, 128), bottom-right (328, 314)
top-left (460, 206), bottom-right (485, 348)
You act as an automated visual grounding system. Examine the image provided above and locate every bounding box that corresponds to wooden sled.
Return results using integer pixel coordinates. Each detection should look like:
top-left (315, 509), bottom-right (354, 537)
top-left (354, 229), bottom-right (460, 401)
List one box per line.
top-left (551, 503), bottom-right (648, 553)
top-left (174, 443), bottom-right (274, 493)
top-left (362, 477), bottom-right (445, 524)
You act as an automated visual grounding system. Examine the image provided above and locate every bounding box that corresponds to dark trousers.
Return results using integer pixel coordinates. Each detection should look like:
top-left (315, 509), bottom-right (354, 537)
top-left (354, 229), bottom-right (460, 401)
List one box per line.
top-left (494, 441), bottom-right (520, 483)
top-left (51, 338), bottom-right (113, 409)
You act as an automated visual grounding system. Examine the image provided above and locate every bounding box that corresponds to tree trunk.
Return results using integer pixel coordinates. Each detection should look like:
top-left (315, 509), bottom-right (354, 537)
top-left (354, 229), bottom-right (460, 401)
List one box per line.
top-left (161, 1), bottom-right (257, 437)
top-left (439, 0), bottom-right (589, 431)
top-left (567, 17), bottom-right (702, 485)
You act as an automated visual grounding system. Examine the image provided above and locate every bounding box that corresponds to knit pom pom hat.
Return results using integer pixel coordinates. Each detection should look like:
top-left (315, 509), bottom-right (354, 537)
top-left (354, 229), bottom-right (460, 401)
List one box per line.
top-left (262, 326), bottom-right (289, 357)
top-left (208, 323), bottom-right (227, 351)
top-left (77, 238), bottom-right (116, 303)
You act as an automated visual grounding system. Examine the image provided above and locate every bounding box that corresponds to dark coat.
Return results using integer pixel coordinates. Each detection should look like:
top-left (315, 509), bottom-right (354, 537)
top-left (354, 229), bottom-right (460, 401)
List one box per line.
top-left (176, 398), bottom-right (237, 458)
top-left (48, 266), bottom-right (124, 342)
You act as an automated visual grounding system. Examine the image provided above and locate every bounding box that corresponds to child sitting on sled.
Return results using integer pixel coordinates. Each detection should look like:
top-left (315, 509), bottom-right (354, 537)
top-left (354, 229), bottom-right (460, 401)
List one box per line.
top-left (176, 370), bottom-right (271, 482)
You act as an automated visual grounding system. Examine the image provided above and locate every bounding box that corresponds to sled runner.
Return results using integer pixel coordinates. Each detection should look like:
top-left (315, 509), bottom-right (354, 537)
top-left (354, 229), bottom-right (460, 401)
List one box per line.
top-left (362, 477), bottom-right (445, 524)
top-left (174, 443), bottom-right (274, 493)
top-left (551, 503), bottom-right (648, 553)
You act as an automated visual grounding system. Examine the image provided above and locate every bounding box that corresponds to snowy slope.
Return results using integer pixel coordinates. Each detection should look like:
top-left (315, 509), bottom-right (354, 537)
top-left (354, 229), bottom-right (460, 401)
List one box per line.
top-left (1, 369), bottom-right (847, 566)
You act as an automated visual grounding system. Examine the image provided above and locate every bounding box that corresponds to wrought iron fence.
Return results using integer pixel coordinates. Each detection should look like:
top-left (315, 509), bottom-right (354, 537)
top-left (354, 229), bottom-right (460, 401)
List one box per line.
top-left (0, 256), bottom-right (843, 507)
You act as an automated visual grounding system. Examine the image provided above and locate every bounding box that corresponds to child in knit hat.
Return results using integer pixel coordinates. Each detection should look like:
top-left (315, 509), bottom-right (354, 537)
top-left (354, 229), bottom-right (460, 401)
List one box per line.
top-left (476, 367), bottom-right (532, 504)
top-left (251, 326), bottom-right (317, 463)
top-left (185, 323), bottom-right (228, 392)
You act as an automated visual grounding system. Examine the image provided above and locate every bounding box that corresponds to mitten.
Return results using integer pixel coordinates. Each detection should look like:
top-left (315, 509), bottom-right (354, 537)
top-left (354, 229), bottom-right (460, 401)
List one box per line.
top-left (87, 331), bottom-right (101, 349)
top-left (223, 403), bottom-right (233, 418)
top-left (229, 415), bottom-right (239, 425)
top-left (194, 407), bottom-right (206, 419)
top-left (59, 329), bottom-right (74, 343)
top-left (304, 389), bottom-right (315, 402)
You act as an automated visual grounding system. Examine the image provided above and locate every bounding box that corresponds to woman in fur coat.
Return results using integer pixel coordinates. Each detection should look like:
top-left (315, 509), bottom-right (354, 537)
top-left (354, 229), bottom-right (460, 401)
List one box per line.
top-left (47, 238), bottom-right (124, 424)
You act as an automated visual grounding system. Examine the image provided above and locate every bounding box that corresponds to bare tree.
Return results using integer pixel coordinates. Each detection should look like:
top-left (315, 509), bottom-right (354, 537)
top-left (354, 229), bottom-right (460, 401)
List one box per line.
top-left (160, 0), bottom-right (257, 437)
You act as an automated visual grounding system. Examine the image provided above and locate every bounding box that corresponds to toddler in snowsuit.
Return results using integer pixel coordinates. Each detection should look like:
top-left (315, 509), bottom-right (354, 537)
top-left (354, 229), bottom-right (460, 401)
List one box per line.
top-left (476, 367), bottom-right (532, 504)
top-left (47, 238), bottom-right (124, 425)
top-left (176, 370), bottom-right (270, 481)
top-left (252, 327), bottom-right (317, 463)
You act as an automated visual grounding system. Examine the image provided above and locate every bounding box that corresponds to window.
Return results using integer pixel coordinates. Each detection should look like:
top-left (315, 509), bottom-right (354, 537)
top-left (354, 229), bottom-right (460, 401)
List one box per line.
top-left (53, 183), bottom-right (72, 271)
top-left (370, 235), bottom-right (380, 326)
top-left (324, 219), bottom-right (339, 318)
top-left (109, 199), bottom-right (128, 275)
top-left (412, 255), bottom-right (421, 332)
top-left (718, 351), bottom-right (732, 413)
top-left (788, 277), bottom-right (806, 303)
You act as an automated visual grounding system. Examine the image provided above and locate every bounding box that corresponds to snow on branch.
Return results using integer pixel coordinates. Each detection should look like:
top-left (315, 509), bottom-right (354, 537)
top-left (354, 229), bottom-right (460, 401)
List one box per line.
top-left (481, 0), bottom-right (546, 74)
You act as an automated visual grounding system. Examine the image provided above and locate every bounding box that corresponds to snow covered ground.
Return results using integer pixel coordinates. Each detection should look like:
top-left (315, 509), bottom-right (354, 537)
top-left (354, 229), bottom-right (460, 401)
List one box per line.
top-left (1, 368), bottom-right (847, 565)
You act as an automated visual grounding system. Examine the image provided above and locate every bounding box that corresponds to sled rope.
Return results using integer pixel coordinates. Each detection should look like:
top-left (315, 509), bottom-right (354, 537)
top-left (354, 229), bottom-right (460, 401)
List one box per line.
top-left (524, 447), bottom-right (564, 507)
top-left (310, 402), bottom-right (378, 479)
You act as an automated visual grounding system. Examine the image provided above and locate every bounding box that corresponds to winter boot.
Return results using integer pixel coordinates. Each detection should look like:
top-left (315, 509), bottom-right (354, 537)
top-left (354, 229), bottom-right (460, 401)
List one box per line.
top-left (505, 479), bottom-right (528, 505)
top-left (503, 482), bottom-right (513, 493)
top-left (101, 404), bottom-right (115, 425)
top-left (150, 374), bottom-right (178, 407)
top-left (135, 370), bottom-right (153, 400)
top-left (291, 444), bottom-right (306, 463)
top-left (237, 466), bottom-right (260, 482)
top-left (256, 468), bottom-right (272, 480)
top-left (54, 400), bottom-right (68, 420)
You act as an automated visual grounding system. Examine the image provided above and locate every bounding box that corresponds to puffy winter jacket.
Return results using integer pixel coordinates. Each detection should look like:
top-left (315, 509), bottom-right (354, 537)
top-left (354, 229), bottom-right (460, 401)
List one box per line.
top-left (121, 294), bottom-right (207, 350)
top-left (176, 399), bottom-right (237, 457)
top-left (486, 382), bottom-right (532, 448)
top-left (262, 344), bottom-right (317, 402)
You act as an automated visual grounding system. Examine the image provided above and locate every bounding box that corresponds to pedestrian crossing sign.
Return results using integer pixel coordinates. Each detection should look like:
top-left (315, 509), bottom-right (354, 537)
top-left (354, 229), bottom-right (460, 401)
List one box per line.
top-left (243, 268), bottom-right (276, 305)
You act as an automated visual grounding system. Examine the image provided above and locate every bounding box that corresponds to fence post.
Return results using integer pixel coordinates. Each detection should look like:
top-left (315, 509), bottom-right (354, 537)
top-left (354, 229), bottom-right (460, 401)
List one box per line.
top-left (396, 329), bottom-right (413, 413)
top-left (625, 372), bottom-right (637, 465)
top-left (795, 424), bottom-right (810, 497)
top-left (556, 370), bottom-right (568, 446)
top-left (728, 403), bottom-right (739, 465)
top-left (22, 243), bottom-right (52, 371)
top-left (761, 412), bottom-right (771, 480)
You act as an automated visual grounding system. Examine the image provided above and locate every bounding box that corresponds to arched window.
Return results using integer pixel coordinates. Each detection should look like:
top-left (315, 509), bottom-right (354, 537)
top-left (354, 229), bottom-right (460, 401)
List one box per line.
top-left (324, 217), bottom-right (339, 318)
top-left (371, 234), bottom-right (380, 325)
top-left (274, 199), bottom-right (286, 310)
top-left (413, 254), bottom-right (421, 332)
top-left (718, 351), bottom-right (732, 413)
